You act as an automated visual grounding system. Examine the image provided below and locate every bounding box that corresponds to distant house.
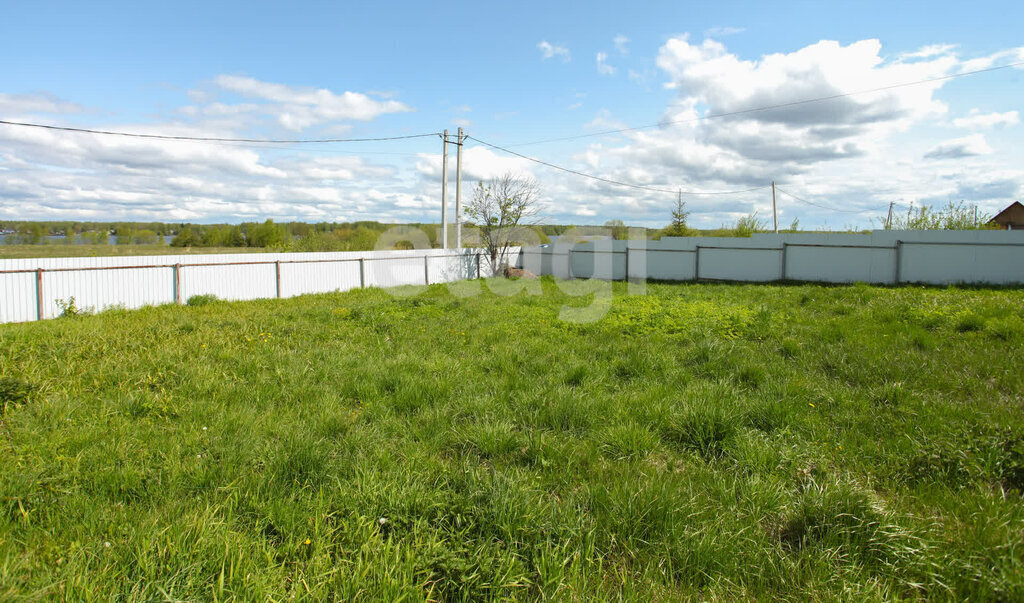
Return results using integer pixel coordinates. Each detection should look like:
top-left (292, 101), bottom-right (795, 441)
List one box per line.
top-left (988, 201), bottom-right (1024, 230)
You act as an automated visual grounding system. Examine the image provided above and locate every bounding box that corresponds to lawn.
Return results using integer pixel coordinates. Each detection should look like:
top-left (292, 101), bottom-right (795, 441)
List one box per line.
top-left (0, 244), bottom-right (273, 259)
top-left (1, 278), bottom-right (1022, 600)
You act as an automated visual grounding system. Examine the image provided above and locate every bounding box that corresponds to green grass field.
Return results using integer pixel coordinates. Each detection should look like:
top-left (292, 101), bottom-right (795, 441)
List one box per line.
top-left (0, 244), bottom-right (273, 259)
top-left (1, 278), bottom-right (1022, 600)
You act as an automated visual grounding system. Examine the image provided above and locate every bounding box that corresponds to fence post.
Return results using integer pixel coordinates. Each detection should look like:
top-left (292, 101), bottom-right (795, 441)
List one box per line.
top-left (275, 260), bottom-right (282, 298)
top-left (424, 254), bottom-right (430, 285)
top-left (35, 268), bottom-right (43, 320)
top-left (567, 249), bottom-right (573, 279)
top-left (893, 240), bottom-right (902, 285)
top-left (780, 243), bottom-right (787, 281)
top-left (693, 246), bottom-right (701, 281)
top-left (173, 264), bottom-right (182, 304)
top-left (624, 246), bottom-right (629, 282)
top-left (476, 253), bottom-right (481, 278)
top-left (359, 258), bottom-right (365, 288)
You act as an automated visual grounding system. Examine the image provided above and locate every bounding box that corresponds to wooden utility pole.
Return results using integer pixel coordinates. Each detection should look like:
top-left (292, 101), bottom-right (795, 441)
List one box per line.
top-left (455, 127), bottom-right (464, 249)
top-left (885, 201), bottom-right (895, 229)
top-left (441, 130), bottom-right (449, 249)
top-left (771, 181), bottom-right (778, 233)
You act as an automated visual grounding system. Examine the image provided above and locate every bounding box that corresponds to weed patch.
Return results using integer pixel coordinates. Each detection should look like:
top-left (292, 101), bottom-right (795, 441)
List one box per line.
top-left (0, 377), bottom-right (39, 415)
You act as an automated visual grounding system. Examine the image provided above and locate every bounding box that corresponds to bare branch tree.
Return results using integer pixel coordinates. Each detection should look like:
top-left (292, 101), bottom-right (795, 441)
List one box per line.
top-left (465, 172), bottom-right (541, 275)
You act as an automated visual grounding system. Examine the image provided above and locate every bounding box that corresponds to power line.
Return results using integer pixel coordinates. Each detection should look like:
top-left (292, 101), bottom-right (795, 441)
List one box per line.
top-left (775, 187), bottom-right (887, 214)
top-left (466, 134), bottom-right (768, 196)
top-left (0, 119), bottom-right (441, 144)
top-left (505, 60), bottom-right (1024, 147)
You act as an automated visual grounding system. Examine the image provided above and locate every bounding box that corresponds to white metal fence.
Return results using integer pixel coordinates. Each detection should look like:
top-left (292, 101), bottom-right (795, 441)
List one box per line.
top-left (1, 248), bottom-right (511, 324)
top-left (523, 230), bottom-right (1024, 286)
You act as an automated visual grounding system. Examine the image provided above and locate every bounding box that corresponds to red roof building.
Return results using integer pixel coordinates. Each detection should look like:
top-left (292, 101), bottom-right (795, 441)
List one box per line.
top-left (988, 201), bottom-right (1024, 230)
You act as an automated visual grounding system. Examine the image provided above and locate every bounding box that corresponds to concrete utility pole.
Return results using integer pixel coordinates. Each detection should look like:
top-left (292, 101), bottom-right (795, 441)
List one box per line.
top-left (441, 130), bottom-right (449, 249)
top-left (455, 127), bottom-right (464, 249)
top-left (771, 180), bottom-right (778, 233)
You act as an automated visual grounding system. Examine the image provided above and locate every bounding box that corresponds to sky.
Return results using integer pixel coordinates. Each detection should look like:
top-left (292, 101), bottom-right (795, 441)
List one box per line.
top-left (1, 0), bottom-right (1023, 229)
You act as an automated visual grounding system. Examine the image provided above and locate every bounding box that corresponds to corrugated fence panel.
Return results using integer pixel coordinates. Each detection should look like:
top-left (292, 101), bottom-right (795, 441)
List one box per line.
top-left (524, 231), bottom-right (1024, 285)
top-left (43, 266), bottom-right (173, 317)
top-left (365, 255), bottom-right (428, 289)
top-left (0, 272), bottom-right (37, 323)
top-left (899, 243), bottom-right (1024, 284)
top-left (785, 246), bottom-right (896, 284)
top-left (2, 249), bottom-right (512, 324)
top-left (645, 249), bottom-right (696, 281)
top-left (181, 263), bottom-right (277, 301)
top-left (568, 250), bottom-right (626, 280)
top-left (428, 255), bottom-right (475, 284)
top-left (698, 248), bottom-right (781, 281)
top-left (280, 260), bottom-right (361, 297)
top-left (520, 249), bottom-right (568, 278)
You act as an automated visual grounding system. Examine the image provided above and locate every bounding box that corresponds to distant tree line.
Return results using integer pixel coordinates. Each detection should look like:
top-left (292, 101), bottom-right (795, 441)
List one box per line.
top-left (2, 199), bottom-right (999, 251)
top-left (0, 219), bottom-right (552, 251)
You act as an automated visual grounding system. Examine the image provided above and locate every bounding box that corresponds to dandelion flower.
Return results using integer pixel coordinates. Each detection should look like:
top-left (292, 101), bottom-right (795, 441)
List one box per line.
top-left (808, 403), bottom-right (815, 408)
top-left (304, 538), bottom-right (311, 545)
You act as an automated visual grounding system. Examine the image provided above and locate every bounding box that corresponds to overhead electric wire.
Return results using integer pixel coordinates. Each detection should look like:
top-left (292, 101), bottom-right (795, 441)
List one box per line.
top-left (0, 119), bottom-right (441, 144)
top-left (504, 60), bottom-right (1024, 147)
top-left (775, 187), bottom-right (887, 214)
top-left (466, 134), bottom-right (768, 196)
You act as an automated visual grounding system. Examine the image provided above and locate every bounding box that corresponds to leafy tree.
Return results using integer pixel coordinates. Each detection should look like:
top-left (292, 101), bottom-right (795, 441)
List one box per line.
top-left (21, 224), bottom-right (46, 244)
top-left (295, 230), bottom-right (346, 252)
top-left (605, 219), bottom-right (628, 240)
top-left (132, 229), bottom-right (160, 245)
top-left (171, 227), bottom-right (202, 247)
top-left (202, 225), bottom-right (245, 247)
top-left (246, 220), bottom-right (289, 248)
top-left (348, 226), bottom-right (379, 250)
top-left (115, 226), bottom-right (134, 245)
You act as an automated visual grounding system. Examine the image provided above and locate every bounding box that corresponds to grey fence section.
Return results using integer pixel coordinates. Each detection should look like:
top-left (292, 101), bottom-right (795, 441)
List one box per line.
top-left (523, 230), bottom-right (1024, 285)
top-left (0, 248), bottom-right (516, 324)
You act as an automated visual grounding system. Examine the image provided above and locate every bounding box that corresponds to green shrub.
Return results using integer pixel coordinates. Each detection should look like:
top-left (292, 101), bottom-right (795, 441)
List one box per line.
top-left (955, 313), bottom-right (985, 333)
top-left (55, 296), bottom-right (84, 317)
top-left (873, 382), bottom-right (909, 408)
top-left (0, 377), bottom-right (39, 415)
top-left (744, 398), bottom-right (794, 432)
top-left (662, 402), bottom-right (739, 459)
top-left (986, 316), bottom-right (1024, 342)
top-left (780, 484), bottom-right (920, 572)
top-left (187, 294), bottom-right (219, 307)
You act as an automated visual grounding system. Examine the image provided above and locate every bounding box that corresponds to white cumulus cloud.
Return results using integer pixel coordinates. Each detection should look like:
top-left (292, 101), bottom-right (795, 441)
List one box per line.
top-left (0, 93), bottom-right (82, 115)
top-left (596, 52), bottom-right (616, 75)
top-left (703, 26), bottom-right (745, 38)
top-left (613, 35), bottom-right (629, 55)
top-left (952, 109), bottom-right (1020, 129)
top-left (537, 41), bottom-right (571, 62)
top-left (924, 134), bottom-right (993, 159)
top-left (212, 75), bottom-right (412, 131)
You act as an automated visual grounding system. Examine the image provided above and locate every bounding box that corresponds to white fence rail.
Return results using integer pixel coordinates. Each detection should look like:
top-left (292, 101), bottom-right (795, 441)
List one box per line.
top-left (522, 230), bottom-right (1024, 286)
top-left (1, 248), bottom-right (513, 324)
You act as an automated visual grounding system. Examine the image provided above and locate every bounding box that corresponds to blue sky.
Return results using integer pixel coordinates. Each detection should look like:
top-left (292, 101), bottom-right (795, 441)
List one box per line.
top-left (1, 0), bottom-right (1022, 229)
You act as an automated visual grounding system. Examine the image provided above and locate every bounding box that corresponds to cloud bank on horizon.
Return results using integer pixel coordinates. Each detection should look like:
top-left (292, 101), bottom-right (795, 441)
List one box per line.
top-left (1, 32), bottom-right (1022, 229)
